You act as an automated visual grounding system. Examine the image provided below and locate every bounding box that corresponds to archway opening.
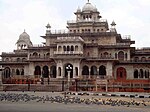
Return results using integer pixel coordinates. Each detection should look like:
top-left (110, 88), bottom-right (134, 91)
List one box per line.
top-left (4, 67), bottom-right (11, 78)
top-left (116, 67), bottom-right (127, 80)
top-left (90, 66), bottom-right (97, 75)
top-left (50, 66), bottom-right (56, 78)
top-left (82, 65), bottom-right (89, 75)
top-left (42, 66), bottom-right (49, 78)
top-left (99, 65), bottom-right (106, 78)
top-left (118, 51), bottom-right (124, 61)
top-left (134, 69), bottom-right (138, 78)
top-left (34, 66), bottom-right (41, 78)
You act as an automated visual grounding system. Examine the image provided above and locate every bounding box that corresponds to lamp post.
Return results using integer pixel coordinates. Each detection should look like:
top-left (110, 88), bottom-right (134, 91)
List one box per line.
top-left (66, 64), bottom-right (72, 91)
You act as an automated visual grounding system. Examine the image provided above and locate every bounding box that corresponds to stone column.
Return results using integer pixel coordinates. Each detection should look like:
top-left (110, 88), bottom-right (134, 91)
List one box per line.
top-left (56, 67), bottom-right (59, 78)
top-left (73, 67), bottom-right (76, 78)
top-left (106, 62), bottom-right (113, 77)
top-left (88, 68), bottom-right (91, 79)
top-left (49, 68), bottom-right (51, 78)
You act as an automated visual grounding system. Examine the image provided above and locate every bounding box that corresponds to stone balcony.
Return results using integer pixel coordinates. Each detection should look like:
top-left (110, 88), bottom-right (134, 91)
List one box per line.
top-left (54, 51), bottom-right (83, 55)
top-left (28, 57), bottom-right (53, 62)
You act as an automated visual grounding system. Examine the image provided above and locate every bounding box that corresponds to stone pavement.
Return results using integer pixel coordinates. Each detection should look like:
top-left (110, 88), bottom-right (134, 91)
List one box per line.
top-left (0, 91), bottom-right (149, 112)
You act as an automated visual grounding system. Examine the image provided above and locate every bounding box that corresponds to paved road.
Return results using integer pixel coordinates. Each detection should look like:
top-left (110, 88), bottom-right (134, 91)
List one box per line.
top-left (0, 102), bottom-right (149, 112)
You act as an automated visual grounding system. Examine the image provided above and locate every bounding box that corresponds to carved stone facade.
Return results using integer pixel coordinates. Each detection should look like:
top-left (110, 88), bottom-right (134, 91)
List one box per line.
top-left (0, 1), bottom-right (150, 86)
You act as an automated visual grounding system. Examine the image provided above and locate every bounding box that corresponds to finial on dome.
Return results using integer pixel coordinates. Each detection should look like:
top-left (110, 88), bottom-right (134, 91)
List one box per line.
top-left (24, 29), bottom-right (26, 32)
top-left (46, 23), bottom-right (51, 29)
top-left (88, 0), bottom-right (90, 3)
top-left (111, 20), bottom-right (116, 26)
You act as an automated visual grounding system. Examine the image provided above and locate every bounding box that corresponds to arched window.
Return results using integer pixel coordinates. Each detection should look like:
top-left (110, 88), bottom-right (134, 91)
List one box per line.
top-left (67, 46), bottom-right (70, 51)
top-left (139, 69), bottom-right (144, 78)
top-left (134, 69), bottom-right (138, 78)
top-left (75, 46), bottom-right (78, 51)
top-left (134, 57), bottom-right (139, 62)
top-left (99, 65), bottom-right (106, 77)
top-left (4, 67), bottom-right (11, 78)
top-left (58, 46), bottom-right (62, 51)
top-left (63, 46), bottom-right (66, 51)
top-left (46, 53), bottom-right (50, 58)
top-left (34, 66), bottom-right (41, 78)
top-left (90, 66), bottom-right (97, 75)
top-left (42, 66), bottom-right (49, 78)
top-left (118, 51), bottom-right (124, 61)
top-left (17, 58), bottom-right (21, 62)
top-left (71, 46), bottom-right (74, 51)
top-left (82, 29), bottom-right (84, 33)
top-left (22, 58), bottom-right (26, 62)
top-left (141, 57), bottom-right (146, 62)
top-left (16, 69), bottom-right (20, 75)
top-left (82, 66), bottom-right (89, 75)
top-left (33, 52), bottom-right (38, 57)
top-left (145, 70), bottom-right (149, 78)
top-left (103, 52), bottom-right (109, 58)
top-left (50, 65), bottom-right (56, 78)
top-left (5, 58), bottom-right (10, 62)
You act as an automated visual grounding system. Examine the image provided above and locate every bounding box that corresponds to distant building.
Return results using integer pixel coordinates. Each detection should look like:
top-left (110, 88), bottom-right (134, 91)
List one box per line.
top-left (0, 1), bottom-right (150, 92)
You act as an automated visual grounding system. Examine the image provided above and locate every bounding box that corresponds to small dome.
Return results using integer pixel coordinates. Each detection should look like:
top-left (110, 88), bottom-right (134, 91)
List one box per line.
top-left (82, 2), bottom-right (97, 12)
top-left (19, 31), bottom-right (30, 41)
top-left (16, 30), bottom-right (32, 46)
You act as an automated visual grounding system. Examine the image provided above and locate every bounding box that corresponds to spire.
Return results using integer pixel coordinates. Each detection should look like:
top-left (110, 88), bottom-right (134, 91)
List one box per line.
top-left (24, 29), bottom-right (26, 32)
top-left (87, 0), bottom-right (89, 3)
top-left (46, 23), bottom-right (51, 35)
top-left (111, 20), bottom-right (116, 26)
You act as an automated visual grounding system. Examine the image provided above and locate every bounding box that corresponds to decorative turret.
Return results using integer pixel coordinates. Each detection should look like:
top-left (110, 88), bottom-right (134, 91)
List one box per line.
top-left (46, 23), bottom-right (51, 35)
top-left (16, 30), bottom-right (33, 50)
top-left (110, 21), bottom-right (117, 33)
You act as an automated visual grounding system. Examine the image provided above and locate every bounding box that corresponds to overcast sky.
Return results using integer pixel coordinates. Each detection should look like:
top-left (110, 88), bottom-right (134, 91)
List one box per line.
top-left (0, 0), bottom-right (150, 54)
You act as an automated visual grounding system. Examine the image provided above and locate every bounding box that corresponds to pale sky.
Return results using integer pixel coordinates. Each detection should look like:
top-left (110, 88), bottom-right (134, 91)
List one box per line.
top-left (0, 0), bottom-right (150, 54)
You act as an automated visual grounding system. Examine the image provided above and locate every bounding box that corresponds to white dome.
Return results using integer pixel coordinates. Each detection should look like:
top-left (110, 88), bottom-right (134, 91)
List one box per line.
top-left (16, 31), bottom-right (32, 46)
top-left (19, 31), bottom-right (30, 41)
top-left (82, 2), bottom-right (97, 12)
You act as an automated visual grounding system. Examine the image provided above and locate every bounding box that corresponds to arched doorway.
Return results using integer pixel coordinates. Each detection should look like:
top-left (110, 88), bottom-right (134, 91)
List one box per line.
top-left (4, 67), bottom-right (11, 78)
top-left (50, 65), bottom-right (56, 78)
top-left (82, 65), bottom-right (89, 75)
top-left (99, 65), bottom-right (106, 78)
top-left (42, 66), bottom-right (49, 78)
top-left (134, 69), bottom-right (138, 78)
top-left (64, 63), bottom-right (73, 78)
top-left (34, 66), bottom-right (41, 78)
top-left (16, 69), bottom-right (20, 75)
top-left (116, 67), bottom-right (127, 80)
top-left (90, 66), bottom-right (97, 75)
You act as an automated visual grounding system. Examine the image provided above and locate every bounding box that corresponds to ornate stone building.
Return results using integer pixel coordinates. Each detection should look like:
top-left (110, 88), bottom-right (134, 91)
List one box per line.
top-left (0, 1), bottom-right (150, 91)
